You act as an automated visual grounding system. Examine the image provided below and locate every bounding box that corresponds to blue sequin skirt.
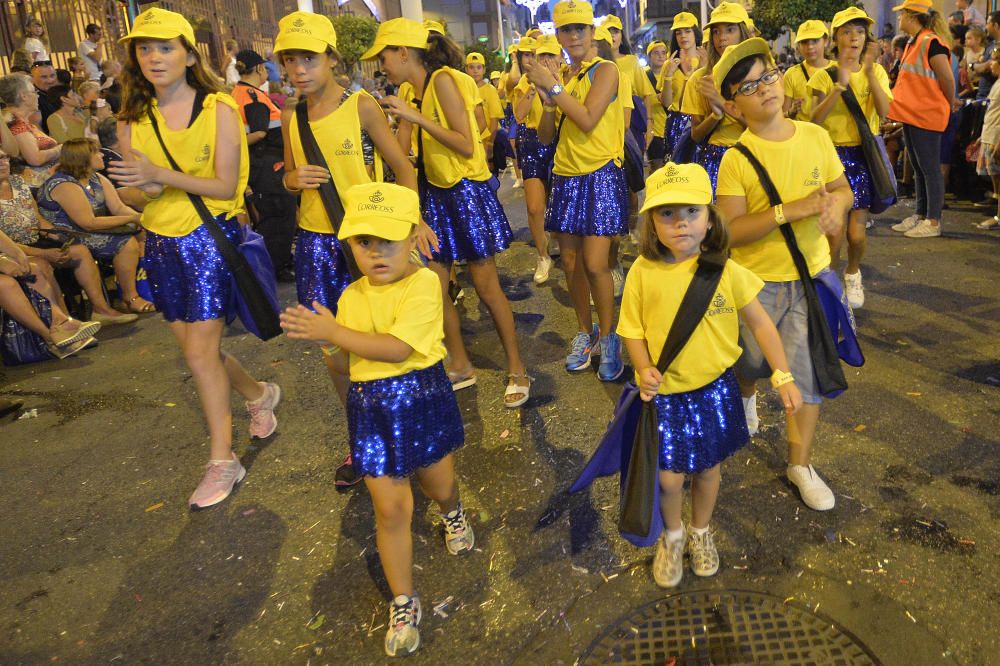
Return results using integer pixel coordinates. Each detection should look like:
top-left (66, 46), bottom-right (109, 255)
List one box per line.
top-left (420, 177), bottom-right (513, 264)
top-left (515, 126), bottom-right (555, 181)
top-left (653, 368), bottom-right (749, 474)
top-left (699, 143), bottom-right (730, 195)
top-left (144, 215), bottom-right (240, 323)
top-left (835, 145), bottom-right (872, 211)
top-left (294, 229), bottom-right (353, 313)
top-left (347, 362), bottom-right (465, 478)
top-left (664, 111), bottom-right (693, 157)
top-left (546, 161), bottom-right (629, 237)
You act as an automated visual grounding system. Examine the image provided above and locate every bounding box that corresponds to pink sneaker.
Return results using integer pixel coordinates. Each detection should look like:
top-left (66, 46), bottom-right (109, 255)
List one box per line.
top-left (246, 382), bottom-right (280, 439)
top-left (189, 454), bottom-right (246, 510)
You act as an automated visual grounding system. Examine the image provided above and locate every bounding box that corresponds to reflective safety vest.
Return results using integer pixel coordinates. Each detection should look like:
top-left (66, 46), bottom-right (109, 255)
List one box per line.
top-left (888, 30), bottom-right (950, 132)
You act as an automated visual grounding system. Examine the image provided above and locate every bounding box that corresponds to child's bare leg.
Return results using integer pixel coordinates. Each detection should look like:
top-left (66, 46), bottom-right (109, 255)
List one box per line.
top-left (365, 475), bottom-right (415, 597)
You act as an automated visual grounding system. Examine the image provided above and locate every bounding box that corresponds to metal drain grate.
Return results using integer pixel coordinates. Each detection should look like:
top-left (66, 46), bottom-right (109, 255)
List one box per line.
top-left (579, 590), bottom-right (881, 665)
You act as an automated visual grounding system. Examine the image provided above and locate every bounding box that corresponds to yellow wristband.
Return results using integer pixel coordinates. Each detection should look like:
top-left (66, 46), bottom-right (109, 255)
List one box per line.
top-left (773, 204), bottom-right (786, 225)
top-left (771, 369), bottom-right (796, 389)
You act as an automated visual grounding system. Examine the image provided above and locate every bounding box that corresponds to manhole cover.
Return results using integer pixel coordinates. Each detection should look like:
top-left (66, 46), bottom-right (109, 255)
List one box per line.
top-left (579, 590), bottom-right (881, 665)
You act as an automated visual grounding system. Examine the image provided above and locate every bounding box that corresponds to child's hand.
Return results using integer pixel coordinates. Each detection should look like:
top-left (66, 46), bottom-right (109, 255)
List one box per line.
top-left (778, 381), bottom-right (803, 415)
top-left (280, 301), bottom-right (339, 343)
top-left (637, 367), bottom-right (663, 401)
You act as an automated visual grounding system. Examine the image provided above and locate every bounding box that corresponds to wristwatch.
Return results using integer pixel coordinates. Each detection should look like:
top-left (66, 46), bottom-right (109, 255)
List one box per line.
top-left (547, 83), bottom-right (564, 99)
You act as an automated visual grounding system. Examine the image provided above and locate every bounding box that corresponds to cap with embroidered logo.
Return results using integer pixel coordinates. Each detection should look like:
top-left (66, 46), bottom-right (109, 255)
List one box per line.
top-left (552, 0), bottom-right (594, 28)
top-left (712, 37), bottom-right (774, 96)
top-left (832, 6), bottom-right (874, 30)
top-left (466, 52), bottom-right (485, 65)
top-left (274, 11), bottom-right (337, 53)
top-left (515, 36), bottom-right (538, 53)
top-left (423, 19), bottom-right (445, 35)
top-left (601, 15), bottom-right (623, 31)
top-left (671, 12), bottom-right (699, 31)
top-left (640, 162), bottom-right (713, 211)
top-left (339, 183), bottom-right (419, 241)
top-left (646, 40), bottom-right (667, 56)
top-left (535, 35), bottom-right (563, 56)
top-left (705, 2), bottom-right (750, 28)
top-left (795, 20), bottom-right (829, 43)
top-left (119, 8), bottom-right (196, 46)
top-left (362, 18), bottom-right (429, 61)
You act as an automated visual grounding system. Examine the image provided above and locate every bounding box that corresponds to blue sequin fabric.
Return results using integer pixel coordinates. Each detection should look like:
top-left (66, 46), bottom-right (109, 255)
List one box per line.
top-left (664, 111), bottom-right (693, 158)
top-left (652, 368), bottom-right (749, 474)
top-left (546, 160), bottom-right (629, 237)
top-left (699, 143), bottom-right (731, 196)
top-left (144, 215), bottom-right (241, 323)
top-left (347, 362), bottom-right (465, 478)
top-left (419, 177), bottom-right (513, 264)
top-left (835, 145), bottom-right (872, 211)
top-left (294, 229), bottom-right (353, 313)
top-left (515, 126), bottom-right (555, 181)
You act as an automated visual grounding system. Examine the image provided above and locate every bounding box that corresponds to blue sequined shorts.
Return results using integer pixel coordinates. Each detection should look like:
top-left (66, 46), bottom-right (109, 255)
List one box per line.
top-left (515, 126), bottom-right (555, 181)
top-left (653, 368), bottom-right (749, 474)
top-left (347, 362), bottom-right (465, 478)
top-left (664, 111), bottom-right (693, 159)
top-left (294, 229), bottom-right (354, 313)
top-left (699, 143), bottom-right (730, 196)
top-left (420, 177), bottom-right (513, 264)
top-left (144, 215), bottom-right (240, 323)
top-left (546, 161), bottom-right (629, 237)
top-left (835, 145), bottom-right (872, 211)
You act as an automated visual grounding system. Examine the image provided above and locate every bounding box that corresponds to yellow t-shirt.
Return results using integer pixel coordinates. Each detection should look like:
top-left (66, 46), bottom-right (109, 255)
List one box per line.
top-left (289, 90), bottom-right (383, 234)
top-left (659, 57), bottom-right (701, 112)
top-left (783, 61), bottom-right (830, 123)
top-left (680, 67), bottom-right (744, 146)
top-left (419, 67), bottom-right (491, 188)
top-left (132, 93), bottom-right (248, 237)
top-left (509, 77), bottom-right (543, 129)
top-left (476, 80), bottom-right (504, 140)
top-left (617, 256), bottom-right (763, 394)
top-left (616, 54), bottom-right (656, 99)
top-left (807, 64), bottom-right (892, 145)
top-left (335, 267), bottom-right (447, 382)
top-left (397, 81), bottom-right (419, 158)
top-left (553, 58), bottom-right (624, 176)
top-left (645, 66), bottom-right (667, 136)
top-left (716, 121), bottom-right (844, 281)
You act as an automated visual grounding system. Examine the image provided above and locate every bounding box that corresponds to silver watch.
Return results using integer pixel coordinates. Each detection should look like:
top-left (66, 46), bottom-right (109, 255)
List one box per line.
top-left (547, 83), bottom-right (564, 98)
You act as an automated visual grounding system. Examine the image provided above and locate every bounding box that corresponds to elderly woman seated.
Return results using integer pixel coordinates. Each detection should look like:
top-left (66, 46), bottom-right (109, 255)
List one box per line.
top-left (36, 138), bottom-right (155, 314)
top-left (0, 73), bottom-right (60, 190)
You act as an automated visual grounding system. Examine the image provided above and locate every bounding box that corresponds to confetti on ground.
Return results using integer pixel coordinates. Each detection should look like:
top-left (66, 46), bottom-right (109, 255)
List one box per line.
top-left (500, 429), bottom-right (510, 439)
top-left (144, 502), bottom-right (163, 513)
top-left (164, 403), bottom-right (176, 408)
top-left (854, 424), bottom-right (867, 432)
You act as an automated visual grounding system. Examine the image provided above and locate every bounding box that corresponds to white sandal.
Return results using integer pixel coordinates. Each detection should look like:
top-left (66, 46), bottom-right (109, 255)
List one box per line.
top-left (504, 373), bottom-right (532, 409)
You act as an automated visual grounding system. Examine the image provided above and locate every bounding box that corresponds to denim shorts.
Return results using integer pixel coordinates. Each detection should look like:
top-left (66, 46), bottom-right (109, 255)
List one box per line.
top-left (735, 270), bottom-right (830, 404)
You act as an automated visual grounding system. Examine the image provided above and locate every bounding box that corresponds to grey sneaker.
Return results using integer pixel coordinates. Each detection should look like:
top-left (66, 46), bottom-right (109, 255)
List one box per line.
top-left (904, 219), bottom-right (942, 238)
top-left (441, 502), bottom-right (475, 554)
top-left (891, 214), bottom-right (921, 232)
top-left (687, 527), bottom-right (720, 577)
top-left (384, 594), bottom-right (421, 657)
top-left (652, 532), bottom-right (685, 588)
top-left (189, 453), bottom-right (246, 510)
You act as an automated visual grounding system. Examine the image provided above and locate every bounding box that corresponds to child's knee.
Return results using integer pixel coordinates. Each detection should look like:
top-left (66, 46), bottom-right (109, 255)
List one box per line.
top-left (658, 471), bottom-right (685, 495)
top-left (373, 492), bottom-right (413, 529)
top-left (695, 465), bottom-right (721, 484)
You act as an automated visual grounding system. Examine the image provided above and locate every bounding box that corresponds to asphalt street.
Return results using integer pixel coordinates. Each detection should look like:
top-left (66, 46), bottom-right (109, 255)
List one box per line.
top-left (1, 177), bottom-right (998, 665)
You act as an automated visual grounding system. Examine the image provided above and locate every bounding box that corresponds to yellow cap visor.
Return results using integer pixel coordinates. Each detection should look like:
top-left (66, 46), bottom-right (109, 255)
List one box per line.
top-left (120, 8), bottom-right (196, 46)
top-left (552, 0), bottom-right (595, 29)
top-left (712, 37), bottom-right (774, 96)
top-left (672, 12), bottom-right (699, 31)
top-left (338, 184), bottom-right (419, 242)
top-left (362, 18), bottom-right (429, 61)
top-left (274, 12), bottom-right (338, 54)
top-left (795, 20), bottom-right (829, 43)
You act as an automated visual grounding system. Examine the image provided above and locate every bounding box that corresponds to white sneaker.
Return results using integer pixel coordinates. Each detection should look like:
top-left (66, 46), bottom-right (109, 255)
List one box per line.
top-left (787, 464), bottom-right (836, 511)
top-left (652, 532), bottom-right (686, 588)
top-left (844, 270), bottom-right (864, 309)
top-left (742, 394), bottom-right (759, 436)
top-left (891, 215), bottom-right (921, 232)
top-left (611, 264), bottom-right (625, 299)
top-left (384, 594), bottom-right (422, 657)
top-left (904, 219), bottom-right (942, 238)
top-left (533, 255), bottom-right (553, 284)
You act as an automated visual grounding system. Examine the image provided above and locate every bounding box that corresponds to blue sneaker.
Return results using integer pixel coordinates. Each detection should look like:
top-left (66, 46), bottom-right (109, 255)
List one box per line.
top-left (565, 328), bottom-right (597, 372)
top-left (598, 332), bottom-right (625, 381)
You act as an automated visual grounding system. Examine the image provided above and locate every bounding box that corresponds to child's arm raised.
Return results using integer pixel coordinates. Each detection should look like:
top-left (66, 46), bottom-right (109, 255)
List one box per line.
top-left (280, 302), bottom-right (413, 363)
top-left (623, 337), bottom-right (663, 402)
top-left (738, 298), bottom-right (803, 414)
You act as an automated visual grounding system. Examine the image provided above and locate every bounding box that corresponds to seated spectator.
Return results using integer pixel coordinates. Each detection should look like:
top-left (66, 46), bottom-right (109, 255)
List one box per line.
top-left (0, 73), bottom-right (60, 190)
top-left (10, 48), bottom-right (33, 74)
top-left (78, 81), bottom-right (111, 131)
top-left (961, 26), bottom-right (986, 95)
top-left (99, 60), bottom-right (122, 113)
top-left (94, 117), bottom-right (144, 210)
top-left (1, 146), bottom-right (137, 324)
top-left (54, 68), bottom-right (71, 87)
top-left (45, 84), bottom-right (89, 143)
top-left (36, 138), bottom-right (155, 313)
top-left (22, 18), bottom-right (49, 63)
top-left (66, 56), bottom-right (88, 92)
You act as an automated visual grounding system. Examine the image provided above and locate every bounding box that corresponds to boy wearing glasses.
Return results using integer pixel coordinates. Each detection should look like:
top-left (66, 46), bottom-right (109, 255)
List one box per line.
top-left (713, 39), bottom-right (854, 513)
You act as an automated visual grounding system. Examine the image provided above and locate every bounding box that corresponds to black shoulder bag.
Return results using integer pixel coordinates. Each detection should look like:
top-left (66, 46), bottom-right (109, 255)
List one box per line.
top-left (619, 251), bottom-right (727, 537)
top-left (294, 96), bottom-right (362, 280)
top-left (731, 142), bottom-right (849, 397)
top-left (147, 96), bottom-right (281, 340)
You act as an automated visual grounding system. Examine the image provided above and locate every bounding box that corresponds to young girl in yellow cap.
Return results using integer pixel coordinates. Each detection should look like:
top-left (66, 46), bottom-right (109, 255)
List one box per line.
top-left (464, 51), bottom-right (505, 173)
top-left (809, 7), bottom-right (892, 308)
top-left (645, 40), bottom-right (670, 172)
top-left (368, 18), bottom-right (531, 408)
top-left (658, 12), bottom-right (703, 159)
top-left (784, 20), bottom-right (831, 121)
top-left (280, 182), bottom-right (472, 658)
top-left (109, 8), bottom-right (279, 510)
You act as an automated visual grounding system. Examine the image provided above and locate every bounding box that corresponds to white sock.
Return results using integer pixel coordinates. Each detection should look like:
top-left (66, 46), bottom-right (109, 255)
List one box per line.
top-left (689, 525), bottom-right (709, 536)
top-left (665, 527), bottom-right (685, 543)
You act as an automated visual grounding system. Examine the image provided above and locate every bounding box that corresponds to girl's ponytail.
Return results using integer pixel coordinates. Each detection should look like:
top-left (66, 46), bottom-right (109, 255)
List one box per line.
top-left (915, 9), bottom-right (953, 48)
top-left (422, 32), bottom-right (464, 72)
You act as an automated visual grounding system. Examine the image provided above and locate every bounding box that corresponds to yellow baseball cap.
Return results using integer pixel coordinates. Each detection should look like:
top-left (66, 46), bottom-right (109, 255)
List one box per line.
top-left (712, 37), bottom-right (774, 96)
top-left (553, 0), bottom-right (594, 28)
top-left (832, 6), bottom-right (874, 30)
top-left (362, 18), bottom-right (429, 61)
top-left (339, 183), bottom-right (419, 241)
top-left (423, 19), bottom-right (445, 35)
top-left (602, 15), bottom-right (623, 31)
top-left (466, 52), bottom-right (485, 65)
top-left (535, 35), bottom-right (562, 56)
top-left (745, 17), bottom-right (757, 34)
top-left (705, 1), bottom-right (750, 28)
top-left (672, 12), bottom-right (699, 31)
top-left (795, 20), bottom-right (829, 43)
top-left (489, 70), bottom-right (501, 80)
top-left (646, 40), bottom-right (666, 56)
top-left (274, 11), bottom-right (337, 54)
top-left (526, 28), bottom-right (543, 39)
top-left (594, 25), bottom-right (613, 46)
top-left (120, 7), bottom-right (196, 46)
top-left (515, 37), bottom-right (538, 53)
top-left (640, 162), bottom-right (713, 211)
top-left (892, 0), bottom-right (933, 13)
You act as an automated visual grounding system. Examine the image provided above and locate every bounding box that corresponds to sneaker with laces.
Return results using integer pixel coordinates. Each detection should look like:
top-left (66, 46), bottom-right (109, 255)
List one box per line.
top-left (742, 394), bottom-right (759, 436)
top-left (384, 594), bottom-right (422, 657)
top-left (787, 464), bottom-right (835, 511)
top-left (565, 327), bottom-right (598, 372)
top-left (533, 254), bottom-right (553, 284)
top-left (652, 532), bottom-right (685, 588)
top-left (844, 270), bottom-right (864, 309)
top-left (597, 332), bottom-right (624, 381)
top-left (189, 453), bottom-right (246, 510)
top-left (335, 453), bottom-right (362, 488)
top-left (441, 502), bottom-right (475, 554)
top-left (246, 382), bottom-right (281, 439)
top-left (904, 219), bottom-right (942, 238)
top-left (890, 215), bottom-right (921, 232)
top-left (687, 527), bottom-right (720, 576)
top-left (611, 264), bottom-right (625, 299)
